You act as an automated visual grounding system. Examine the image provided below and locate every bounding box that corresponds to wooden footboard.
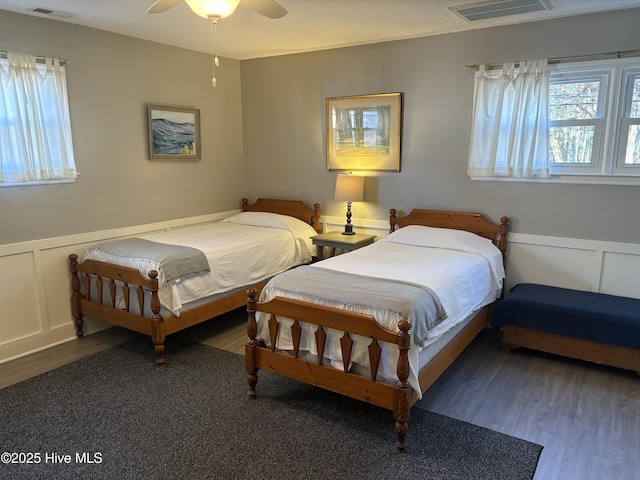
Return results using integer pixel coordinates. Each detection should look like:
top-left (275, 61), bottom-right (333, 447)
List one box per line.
top-left (246, 288), bottom-right (419, 450)
top-left (246, 288), bottom-right (495, 450)
top-left (69, 254), bottom-right (266, 364)
top-left (69, 254), bottom-right (162, 338)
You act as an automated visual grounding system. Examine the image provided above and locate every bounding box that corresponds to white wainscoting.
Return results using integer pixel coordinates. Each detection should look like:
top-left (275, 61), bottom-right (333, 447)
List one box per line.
top-left (1, 212), bottom-right (638, 365)
top-left (0, 210), bottom-right (238, 365)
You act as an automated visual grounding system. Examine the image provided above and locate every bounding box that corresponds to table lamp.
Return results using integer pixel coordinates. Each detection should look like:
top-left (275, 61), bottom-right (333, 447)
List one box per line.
top-left (334, 174), bottom-right (364, 235)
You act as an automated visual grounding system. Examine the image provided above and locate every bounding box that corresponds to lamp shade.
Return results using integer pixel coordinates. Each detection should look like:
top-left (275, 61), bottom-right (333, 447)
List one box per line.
top-left (185, 0), bottom-right (240, 19)
top-left (334, 174), bottom-right (364, 202)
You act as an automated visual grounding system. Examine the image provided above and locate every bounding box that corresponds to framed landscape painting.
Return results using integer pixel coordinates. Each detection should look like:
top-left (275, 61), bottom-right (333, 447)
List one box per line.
top-left (148, 104), bottom-right (201, 160)
top-left (326, 93), bottom-right (402, 172)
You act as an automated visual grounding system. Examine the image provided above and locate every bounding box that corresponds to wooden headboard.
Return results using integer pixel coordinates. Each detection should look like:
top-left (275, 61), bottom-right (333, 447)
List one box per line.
top-left (242, 198), bottom-right (321, 233)
top-left (389, 208), bottom-right (509, 256)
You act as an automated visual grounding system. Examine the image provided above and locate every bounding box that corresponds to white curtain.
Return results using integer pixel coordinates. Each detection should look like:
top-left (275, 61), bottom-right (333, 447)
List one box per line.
top-left (0, 51), bottom-right (77, 183)
top-left (468, 58), bottom-right (549, 178)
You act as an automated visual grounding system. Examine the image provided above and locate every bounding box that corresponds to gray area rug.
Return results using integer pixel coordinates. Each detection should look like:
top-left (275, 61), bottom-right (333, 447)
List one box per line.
top-left (0, 337), bottom-right (542, 479)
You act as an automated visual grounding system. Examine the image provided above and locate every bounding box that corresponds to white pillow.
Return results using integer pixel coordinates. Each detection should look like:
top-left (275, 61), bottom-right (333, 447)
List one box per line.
top-left (382, 224), bottom-right (489, 249)
top-left (382, 225), bottom-right (505, 285)
top-left (221, 211), bottom-right (318, 259)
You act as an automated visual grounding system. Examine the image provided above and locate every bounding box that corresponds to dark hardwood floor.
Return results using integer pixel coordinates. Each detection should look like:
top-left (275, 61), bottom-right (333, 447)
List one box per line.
top-left (415, 326), bottom-right (640, 480)
top-left (2, 309), bottom-right (638, 480)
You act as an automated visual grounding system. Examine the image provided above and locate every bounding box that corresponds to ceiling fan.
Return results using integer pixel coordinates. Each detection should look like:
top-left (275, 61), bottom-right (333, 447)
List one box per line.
top-left (146, 0), bottom-right (287, 21)
top-left (146, 0), bottom-right (287, 86)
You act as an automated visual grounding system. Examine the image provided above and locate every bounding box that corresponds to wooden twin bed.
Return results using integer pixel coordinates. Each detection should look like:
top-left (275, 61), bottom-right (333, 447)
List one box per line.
top-left (246, 208), bottom-right (509, 450)
top-left (69, 198), bottom-right (320, 364)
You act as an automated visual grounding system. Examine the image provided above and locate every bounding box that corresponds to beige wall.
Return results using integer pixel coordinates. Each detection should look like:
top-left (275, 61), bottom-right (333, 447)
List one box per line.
top-left (0, 10), bottom-right (246, 245)
top-left (241, 8), bottom-right (640, 244)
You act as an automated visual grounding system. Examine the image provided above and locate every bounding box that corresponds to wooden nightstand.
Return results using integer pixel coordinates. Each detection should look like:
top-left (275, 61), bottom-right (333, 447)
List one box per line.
top-left (311, 231), bottom-right (376, 261)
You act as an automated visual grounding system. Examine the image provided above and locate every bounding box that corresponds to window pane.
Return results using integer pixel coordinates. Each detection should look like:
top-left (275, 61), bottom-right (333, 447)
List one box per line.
top-left (549, 81), bottom-right (600, 120)
top-left (624, 125), bottom-right (640, 164)
top-left (549, 125), bottom-right (594, 164)
top-left (630, 78), bottom-right (640, 118)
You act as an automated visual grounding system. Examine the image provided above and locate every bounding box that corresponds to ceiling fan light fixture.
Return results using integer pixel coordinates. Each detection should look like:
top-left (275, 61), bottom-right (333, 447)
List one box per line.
top-left (185, 0), bottom-right (240, 20)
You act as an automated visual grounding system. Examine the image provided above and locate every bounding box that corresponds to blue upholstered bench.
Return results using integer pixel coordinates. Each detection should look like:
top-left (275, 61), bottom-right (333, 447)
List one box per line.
top-left (492, 283), bottom-right (640, 375)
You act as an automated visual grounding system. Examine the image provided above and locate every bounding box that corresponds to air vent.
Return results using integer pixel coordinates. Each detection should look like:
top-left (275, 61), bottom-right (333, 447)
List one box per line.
top-left (30, 6), bottom-right (74, 18)
top-left (449, 0), bottom-right (551, 22)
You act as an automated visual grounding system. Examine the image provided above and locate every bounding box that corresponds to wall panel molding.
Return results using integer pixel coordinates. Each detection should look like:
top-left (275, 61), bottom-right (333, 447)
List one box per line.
top-left (1, 211), bottom-right (637, 364)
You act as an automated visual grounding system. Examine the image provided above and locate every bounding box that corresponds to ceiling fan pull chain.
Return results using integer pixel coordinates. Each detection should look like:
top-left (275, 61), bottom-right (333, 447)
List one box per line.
top-left (210, 18), bottom-right (218, 87)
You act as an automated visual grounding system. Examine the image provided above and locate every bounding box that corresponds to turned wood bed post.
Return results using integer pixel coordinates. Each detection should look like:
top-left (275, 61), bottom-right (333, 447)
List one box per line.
top-left (246, 288), bottom-right (259, 398)
top-left (68, 254), bottom-right (85, 338)
top-left (497, 216), bottom-right (510, 298)
top-left (394, 319), bottom-right (412, 451)
top-left (389, 209), bottom-right (397, 234)
top-left (147, 270), bottom-right (166, 364)
top-left (499, 216), bottom-right (509, 267)
top-left (312, 203), bottom-right (321, 233)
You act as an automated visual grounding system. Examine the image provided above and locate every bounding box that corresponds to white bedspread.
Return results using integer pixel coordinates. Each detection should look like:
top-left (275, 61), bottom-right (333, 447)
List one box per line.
top-left (83, 212), bottom-right (318, 315)
top-left (256, 225), bottom-right (505, 398)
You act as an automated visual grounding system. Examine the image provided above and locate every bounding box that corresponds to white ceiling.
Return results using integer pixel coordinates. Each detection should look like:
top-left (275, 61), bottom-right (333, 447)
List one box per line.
top-left (2, 0), bottom-right (640, 60)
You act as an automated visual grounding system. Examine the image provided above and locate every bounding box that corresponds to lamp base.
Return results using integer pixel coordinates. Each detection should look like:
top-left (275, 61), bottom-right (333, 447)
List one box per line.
top-left (342, 202), bottom-right (356, 235)
top-left (342, 224), bottom-right (356, 235)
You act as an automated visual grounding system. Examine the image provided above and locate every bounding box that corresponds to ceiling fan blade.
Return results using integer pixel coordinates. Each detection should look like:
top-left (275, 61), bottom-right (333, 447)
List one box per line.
top-left (146, 0), bottom-right (182, 14)
top-left (239, 0), bottom-right (287, 19)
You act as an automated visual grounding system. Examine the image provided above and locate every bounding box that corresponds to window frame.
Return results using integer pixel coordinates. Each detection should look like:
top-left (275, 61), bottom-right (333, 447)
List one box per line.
top-left (613, 66), bottom-right (640, 174)
top-left (548, 67), bottom-right (610, 175)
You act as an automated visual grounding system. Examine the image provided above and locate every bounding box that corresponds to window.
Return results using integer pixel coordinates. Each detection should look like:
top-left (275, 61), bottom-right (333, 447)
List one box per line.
top-left (467, 59), bottom-right (549, 179)
top-left (0, 51), bottom-right (77, 186)
top-left (470, 55), bottom-right (640, 184)
top-left (548, 57), bottom-right (640, 181)
top-left (616, 69), bottom-right (640, 171)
